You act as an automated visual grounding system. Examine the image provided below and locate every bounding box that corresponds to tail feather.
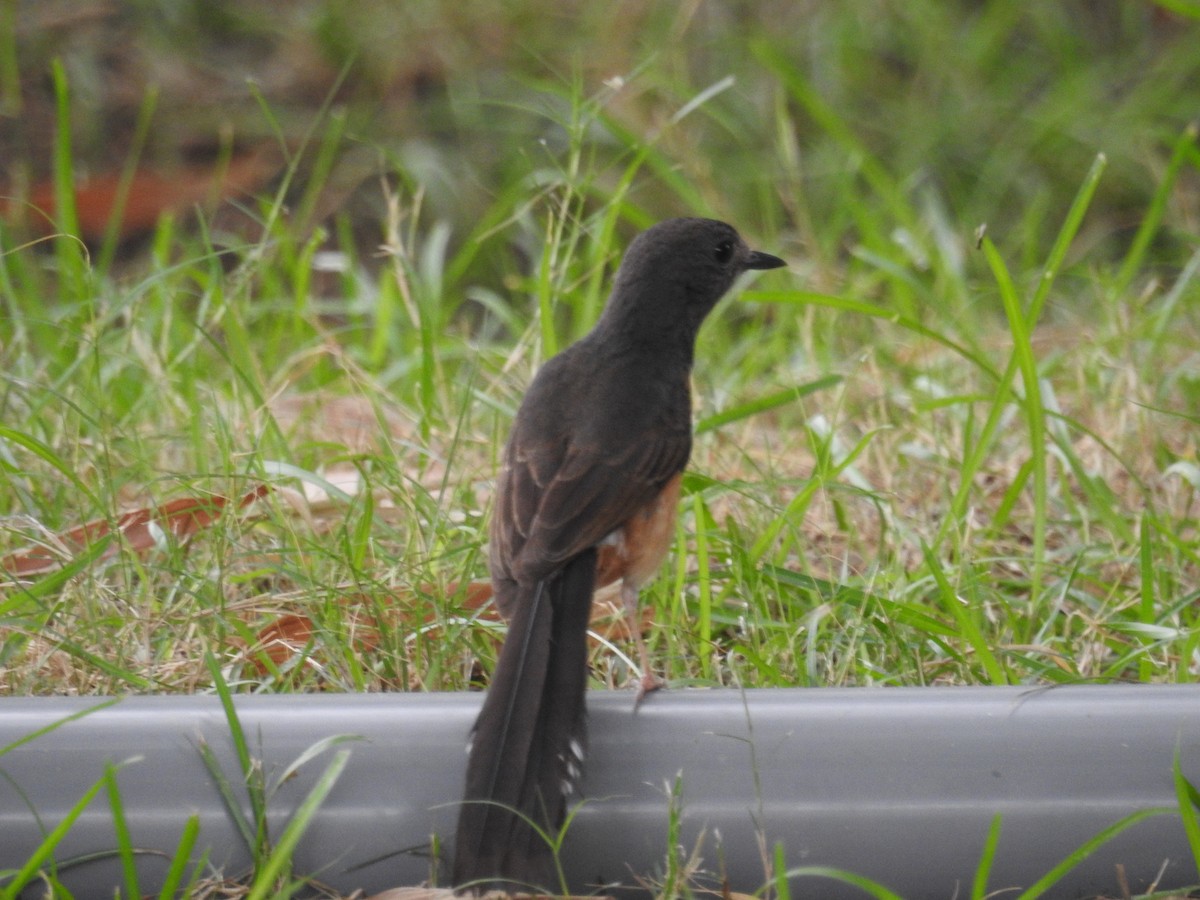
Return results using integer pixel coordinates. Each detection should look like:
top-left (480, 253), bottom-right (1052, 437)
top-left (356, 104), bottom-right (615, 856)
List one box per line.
top-left (452, 548), bottom-right (596, 894)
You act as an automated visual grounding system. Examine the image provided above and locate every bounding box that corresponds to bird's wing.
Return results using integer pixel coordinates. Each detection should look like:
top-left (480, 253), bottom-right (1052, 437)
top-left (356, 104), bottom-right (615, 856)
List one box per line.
top-left (496, 424), bottom-right (691, 586)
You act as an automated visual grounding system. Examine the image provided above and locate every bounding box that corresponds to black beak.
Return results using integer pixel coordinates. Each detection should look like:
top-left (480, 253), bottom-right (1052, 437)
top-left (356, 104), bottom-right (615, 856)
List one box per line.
top-left (746, 250), bottom-right (787, 271)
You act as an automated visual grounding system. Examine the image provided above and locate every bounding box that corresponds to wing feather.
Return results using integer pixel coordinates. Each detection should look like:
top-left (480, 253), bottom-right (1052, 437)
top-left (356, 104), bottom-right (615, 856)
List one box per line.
top-left (496, 428), bottom-right (690, 586)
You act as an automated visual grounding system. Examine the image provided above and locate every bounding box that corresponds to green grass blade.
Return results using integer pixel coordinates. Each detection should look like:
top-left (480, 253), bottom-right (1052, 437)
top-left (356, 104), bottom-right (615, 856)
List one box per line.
top-left (0, 0), bottom-right (18, 116)
top-left (49, 59), bottom-right (79, 233)
top-left (1015, 806), bottom-right (1174, 899)
top-left (0, 535), bottom-right (115, 609)
top-left (748, 425), bottom-right (881, 565)
top-left (983, 236), bottom-right (1047, 608)
top-left (271, 733), bottom-right (364, 796)
top-left (773, 841), bottom-right (792, 900)
top-left (0, 773), bottom-right (107, 899)
top-left (971, 814), bottom-right (1003, 900)
top-left (781, 865), bottom-right (905, 900)
top-left (45, 633), bottom-right (154, 691)
top-left (593, 112), bottom-right (709, 214)
top-left (1174, 750), bottom-right (1200, 881)
top-left (1152, 0), bottom-right (1200, 16)
top-left (0, 425), bottom-right (100, 508)
top-left (659, 775), bottom-right (686, 900)
top-left (695, 375), bottom-right (842, 434)
top-left (244, 748), bottom-right (351, 900)
top-left (196, 736), bottom-right (257, 857)
top-left (936, 155), bottom-right (1106, 555)
top-left (205, 651), bottom-right (270, 860)
top-left (1140, 516), bottom-right (1158, 682)
top-left (347, 484), bottom-right (375, 572)
top-left (0, 699), bottom-right (119, 757)
top-left (157, 814), bottom-right (202, 899)
top-left (753, 39), bottom-right (914, 234)
top-left (104, 760), bottom-right (140, 900)
top-left (692, 492), bottom-right (713, 680)
top-left (922, 542), bottom-right (1008, 684)
top-left (746, 291), bottom-right (999, 381)
top-left (1150, 245), bottom-right (1200, 356)
top-left (987, 456), bottom-right (1033, 538)
top-left (1027, 153), bottom-right (1107, 323)
top-left (259, 460), bottom-right (355, 504)
top-left (1115, 124), bottom-right (1197, 296)
top-left (95, 85), bottom-right (159, 276)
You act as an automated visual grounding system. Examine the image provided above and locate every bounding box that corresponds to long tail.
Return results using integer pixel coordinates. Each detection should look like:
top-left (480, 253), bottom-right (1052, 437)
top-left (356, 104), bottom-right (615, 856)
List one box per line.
top-left (452, 548), bottom-right (596, 894)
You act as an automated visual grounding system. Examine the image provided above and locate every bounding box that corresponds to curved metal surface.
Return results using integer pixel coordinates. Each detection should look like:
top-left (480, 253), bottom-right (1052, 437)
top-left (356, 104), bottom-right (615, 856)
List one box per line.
top-left (0, 685), bottom-right (1197, 897)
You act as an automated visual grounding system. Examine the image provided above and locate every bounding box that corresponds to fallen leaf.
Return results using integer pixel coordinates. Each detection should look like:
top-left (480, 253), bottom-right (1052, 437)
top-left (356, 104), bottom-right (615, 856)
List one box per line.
top-left (244, 577), bottom-right (655, 680)
top-left (1, 484), bottom-right (270, 577)
top-left (1, 144), bottom-right (281, 242)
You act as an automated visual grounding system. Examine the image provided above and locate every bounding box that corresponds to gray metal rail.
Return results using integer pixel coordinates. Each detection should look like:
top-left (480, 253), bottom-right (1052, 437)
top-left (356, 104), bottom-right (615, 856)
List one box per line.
top-left (1, 686), bottom-right (1198, 897)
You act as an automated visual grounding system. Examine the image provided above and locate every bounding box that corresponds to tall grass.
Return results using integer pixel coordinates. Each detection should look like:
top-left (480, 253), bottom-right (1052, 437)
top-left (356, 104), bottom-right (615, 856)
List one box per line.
top-left (2, 0), bottom-right (1198, 714)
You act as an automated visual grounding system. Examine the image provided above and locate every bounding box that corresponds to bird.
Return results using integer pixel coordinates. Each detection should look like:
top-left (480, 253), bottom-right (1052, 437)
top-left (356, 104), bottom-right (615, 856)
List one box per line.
top-left (452, 217), bottom-right (786, 894)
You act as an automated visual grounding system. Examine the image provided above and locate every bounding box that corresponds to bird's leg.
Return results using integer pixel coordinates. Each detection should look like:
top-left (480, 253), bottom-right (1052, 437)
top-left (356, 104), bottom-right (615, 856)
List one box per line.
top-left (622, 582), bottom-right (664, 705)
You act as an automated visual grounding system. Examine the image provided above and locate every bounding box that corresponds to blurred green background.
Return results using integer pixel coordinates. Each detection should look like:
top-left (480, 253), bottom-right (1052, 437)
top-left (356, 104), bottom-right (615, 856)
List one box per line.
top-left (5, 1), bottom-right (1198, 290)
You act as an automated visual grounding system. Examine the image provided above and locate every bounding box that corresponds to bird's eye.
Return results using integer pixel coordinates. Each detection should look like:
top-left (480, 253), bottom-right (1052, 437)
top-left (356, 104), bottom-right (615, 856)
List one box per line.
top-left (714, 240), bottom-right (735, 264)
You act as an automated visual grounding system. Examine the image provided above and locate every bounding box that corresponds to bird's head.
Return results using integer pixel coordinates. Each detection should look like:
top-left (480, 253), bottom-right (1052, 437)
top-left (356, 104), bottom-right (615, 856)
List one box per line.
top-left (600, 217), bottom-right (786, 346)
